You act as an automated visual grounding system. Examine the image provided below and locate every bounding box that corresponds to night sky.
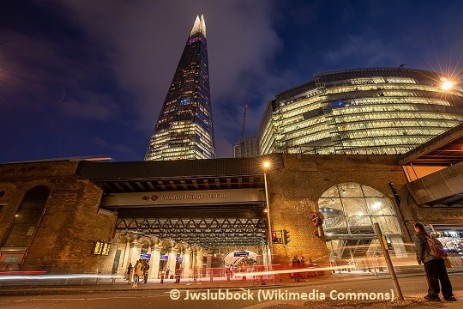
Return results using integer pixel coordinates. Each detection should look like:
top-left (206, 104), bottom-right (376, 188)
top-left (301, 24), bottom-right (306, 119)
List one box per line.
top-left (1, 0), bottom-right (462, 163)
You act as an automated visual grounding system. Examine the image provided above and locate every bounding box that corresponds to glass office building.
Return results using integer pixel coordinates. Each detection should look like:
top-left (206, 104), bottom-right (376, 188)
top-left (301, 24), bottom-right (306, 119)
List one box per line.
top-left (260, 68), bottom-right (463, 155)
top-left (145, 15), bottom-right (215, 161)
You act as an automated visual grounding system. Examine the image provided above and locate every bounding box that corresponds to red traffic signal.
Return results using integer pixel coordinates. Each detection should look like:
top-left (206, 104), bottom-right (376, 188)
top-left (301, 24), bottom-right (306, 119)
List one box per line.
top-left (311, 211), bottom-right (323, 227)
top-left (271, 230), bottom-right (283, 244)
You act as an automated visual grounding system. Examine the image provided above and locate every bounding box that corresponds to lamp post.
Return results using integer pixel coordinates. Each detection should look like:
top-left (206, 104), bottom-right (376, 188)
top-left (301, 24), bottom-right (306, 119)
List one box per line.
top-left (262, 160), bottom-right (273, 272)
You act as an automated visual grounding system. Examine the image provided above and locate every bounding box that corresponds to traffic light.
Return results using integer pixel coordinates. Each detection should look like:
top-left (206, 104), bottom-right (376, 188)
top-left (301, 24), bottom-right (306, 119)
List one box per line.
top-left (311, 211), bottom-right (323, 227)
top-left (282, 229), bottom-right (290, 245)
top-left (271, 230), bottom-right (283, 244)
top-left (272, 231), bottom-right (278, 243)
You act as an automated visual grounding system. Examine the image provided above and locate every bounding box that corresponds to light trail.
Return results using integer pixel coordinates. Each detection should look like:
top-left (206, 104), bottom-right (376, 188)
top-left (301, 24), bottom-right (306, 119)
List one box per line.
top-left (0, 274), bottom-right (124, 281)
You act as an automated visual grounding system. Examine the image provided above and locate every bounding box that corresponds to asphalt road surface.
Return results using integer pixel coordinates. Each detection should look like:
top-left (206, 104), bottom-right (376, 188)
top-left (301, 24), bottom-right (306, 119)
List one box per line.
top-left (1, 273), bottom-right (462, 309)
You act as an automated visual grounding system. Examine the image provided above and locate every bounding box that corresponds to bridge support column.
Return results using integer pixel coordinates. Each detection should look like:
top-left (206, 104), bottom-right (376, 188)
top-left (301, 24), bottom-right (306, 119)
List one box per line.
top-left (127, 241), bottom-right (136, 266)
top-left (196, 249), bottom-right (204, 275)
top-left (182, 248), bottom-right (192, 278)
top-left (120, 236), bottom-right (132, 271)
top-left (167, 247), bottom-right (178, 279)
top-left (191, 247), bottom-right (202, 280)
top-left (131, 241), bottom-right (142, 264)
top-left (206, 253), bottom-right (213, 280)
top-left (150, 244), bottom-right (162, 279)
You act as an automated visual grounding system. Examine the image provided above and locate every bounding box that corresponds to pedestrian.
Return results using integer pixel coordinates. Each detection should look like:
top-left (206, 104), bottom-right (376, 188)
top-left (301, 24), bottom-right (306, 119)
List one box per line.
top-left (226, 266), bottom-right (231, 281)
top-left (292, 256), bottom-right (301, 282)
top-left (143, 261), bottom-right (150, 284)
top-left (132, 260), bottom-right (143, 288)
top-left (414, 222), bottom-right (456, 301)
top-left (300, 256), bottom-right (306, 279)
top-left (126, 262), bottom-right (133, 285)
top-left (175, 267), bottom-right (182, 283)
top-left (160, 268), bottom-right (165, 284)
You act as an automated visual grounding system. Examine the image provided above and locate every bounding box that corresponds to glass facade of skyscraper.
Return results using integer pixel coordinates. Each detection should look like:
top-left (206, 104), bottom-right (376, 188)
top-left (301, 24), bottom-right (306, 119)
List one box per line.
top-left (259, 68), bottom-right (463, 155)
top-left (145, 15), bottom-right (215, 161)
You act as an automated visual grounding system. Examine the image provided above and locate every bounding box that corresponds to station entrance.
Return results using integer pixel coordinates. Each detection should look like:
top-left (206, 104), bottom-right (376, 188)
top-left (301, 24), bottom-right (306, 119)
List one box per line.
top-left (109, 202), bottom-right (268, 280)
top-left (87, 160), bottom-right (271, 281)
top-left (318, 182), bottom-right (405, 274)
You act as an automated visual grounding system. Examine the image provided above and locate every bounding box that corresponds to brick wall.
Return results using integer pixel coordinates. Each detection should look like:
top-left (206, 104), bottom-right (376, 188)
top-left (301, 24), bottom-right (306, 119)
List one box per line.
top-left (0, 161), bottom-right (116, 273)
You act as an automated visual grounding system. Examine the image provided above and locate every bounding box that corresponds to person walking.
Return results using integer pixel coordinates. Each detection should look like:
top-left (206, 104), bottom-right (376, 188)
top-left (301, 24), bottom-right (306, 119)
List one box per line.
top-left (414, 222), bottom-right (456, 301)
top-left (300, 256), bottom-right (306, 279)
top-left (165, 266), bottom-right (170, 280)
top-left (132, 260), bottom-right (143, 288)
top-left (143, 261), bottom-right (150, 284)
top-left (126, 263), bottom-right (133, 285)
top-left (292, 256), bottom-right (301, 282)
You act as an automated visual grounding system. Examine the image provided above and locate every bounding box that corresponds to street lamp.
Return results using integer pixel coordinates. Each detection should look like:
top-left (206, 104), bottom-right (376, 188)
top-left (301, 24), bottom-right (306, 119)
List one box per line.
top-left (262, 160), bottom-right (273, 272)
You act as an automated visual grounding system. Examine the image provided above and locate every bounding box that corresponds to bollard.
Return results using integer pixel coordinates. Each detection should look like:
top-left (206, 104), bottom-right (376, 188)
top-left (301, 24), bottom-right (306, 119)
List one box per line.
top-left (373, 223), bottom-right (404, 301)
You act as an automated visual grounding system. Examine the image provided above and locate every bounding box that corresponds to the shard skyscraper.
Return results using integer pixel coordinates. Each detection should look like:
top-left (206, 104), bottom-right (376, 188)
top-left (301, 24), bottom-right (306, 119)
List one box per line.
top-left (145, 15), bottom-right (215, 161)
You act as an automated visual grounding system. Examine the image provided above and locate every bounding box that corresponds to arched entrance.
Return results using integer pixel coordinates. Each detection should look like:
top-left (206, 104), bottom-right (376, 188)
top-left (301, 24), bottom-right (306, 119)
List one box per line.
top-left (318, 182), bottom-right (404, 272)
top-left (1, 186), bottom-right (50, 269)
top-left (223, 249), bottom-right (259, 266)
top-left (223, 249), bottom-right (259, 280)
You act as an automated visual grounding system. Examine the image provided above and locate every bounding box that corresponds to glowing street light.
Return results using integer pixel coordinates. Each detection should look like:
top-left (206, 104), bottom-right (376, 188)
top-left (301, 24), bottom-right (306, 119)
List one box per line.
top-left (262, 160), bottom-right (271, 170)
top-left (262, 159), bottom-right (273, 272)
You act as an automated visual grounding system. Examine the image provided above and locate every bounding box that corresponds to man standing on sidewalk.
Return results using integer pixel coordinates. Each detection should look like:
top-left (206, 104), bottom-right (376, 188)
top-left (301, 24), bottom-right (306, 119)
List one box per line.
top-left (414, 222), bottom-right (456, 302)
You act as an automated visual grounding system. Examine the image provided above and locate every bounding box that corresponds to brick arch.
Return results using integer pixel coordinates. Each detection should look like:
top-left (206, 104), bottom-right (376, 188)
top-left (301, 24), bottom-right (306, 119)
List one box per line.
top-left (318, 182), bottom-right (401, 239)
top-left (1, 185), bottom-right (50, 248)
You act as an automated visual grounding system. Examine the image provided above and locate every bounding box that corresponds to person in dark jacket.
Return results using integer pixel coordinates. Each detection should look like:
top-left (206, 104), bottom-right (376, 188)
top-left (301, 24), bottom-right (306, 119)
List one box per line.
top-left (414, 222), bottom-right (456, 301)
top-left (126, 263), bottom-right (133, 285)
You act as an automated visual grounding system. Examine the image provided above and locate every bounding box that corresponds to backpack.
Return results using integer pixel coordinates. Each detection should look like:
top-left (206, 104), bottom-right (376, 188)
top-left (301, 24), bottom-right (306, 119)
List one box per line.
top-left (426, 236), bottom-right (448, 257)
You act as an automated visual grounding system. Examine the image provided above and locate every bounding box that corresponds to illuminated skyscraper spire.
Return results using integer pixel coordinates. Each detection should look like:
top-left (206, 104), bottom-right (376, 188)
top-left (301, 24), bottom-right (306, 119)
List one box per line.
top-left (145, 15), bottom-right (215, 161)
top-left (190, 14), bottom-right (207, 38)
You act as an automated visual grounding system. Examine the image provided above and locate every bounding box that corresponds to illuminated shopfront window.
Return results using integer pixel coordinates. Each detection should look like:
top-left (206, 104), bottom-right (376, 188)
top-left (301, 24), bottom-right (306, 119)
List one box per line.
top-left (318, 182), bottom-right (401, 239)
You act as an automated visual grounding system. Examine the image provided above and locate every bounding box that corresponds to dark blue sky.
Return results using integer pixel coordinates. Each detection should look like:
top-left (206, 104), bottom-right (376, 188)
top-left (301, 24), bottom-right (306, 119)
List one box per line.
top-left (1, 0), bottom-right (462, 163)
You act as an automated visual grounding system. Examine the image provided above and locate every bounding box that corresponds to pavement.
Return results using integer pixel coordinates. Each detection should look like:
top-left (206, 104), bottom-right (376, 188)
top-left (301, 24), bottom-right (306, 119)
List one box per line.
top-left (1, 271), bottom-right (462, 308)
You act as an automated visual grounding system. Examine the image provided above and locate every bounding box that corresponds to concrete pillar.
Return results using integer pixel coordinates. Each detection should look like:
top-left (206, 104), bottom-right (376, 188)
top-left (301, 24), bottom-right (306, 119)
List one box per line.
top-left (206, 253), bottom-right (213, 279)
top-left (167, 247), bottom-right (178, 279)
top-left (132, 242), bottom-right (142, 265)
top-left (150, 244), bottom-right (162, 279)
top-left (182, 248), bottom-right (192, 278)
top-left (119, 238), bottom-right (131, 275)
top-left (195, 249), bottom-right (204, 277)
top-left (127, 241), bottom-right (136, 265)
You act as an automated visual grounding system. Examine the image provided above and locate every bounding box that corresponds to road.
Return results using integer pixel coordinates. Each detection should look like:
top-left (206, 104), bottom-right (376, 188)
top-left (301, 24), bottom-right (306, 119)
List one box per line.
top-left (1, 273), bottom-right (462, 309)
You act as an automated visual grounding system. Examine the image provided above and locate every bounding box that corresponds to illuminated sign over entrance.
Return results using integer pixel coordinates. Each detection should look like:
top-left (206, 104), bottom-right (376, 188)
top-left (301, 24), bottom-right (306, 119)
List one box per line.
top-left (102, 188), bottom-right (266, 207)
top-left (233, 251), bottom-right (250, 257)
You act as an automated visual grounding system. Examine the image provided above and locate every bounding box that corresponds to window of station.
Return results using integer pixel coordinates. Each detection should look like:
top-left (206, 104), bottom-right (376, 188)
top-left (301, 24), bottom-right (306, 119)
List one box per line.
top-left (319, 183), bottom-right (408, 273)
top-left (318, 183), bottom-right (401, 238)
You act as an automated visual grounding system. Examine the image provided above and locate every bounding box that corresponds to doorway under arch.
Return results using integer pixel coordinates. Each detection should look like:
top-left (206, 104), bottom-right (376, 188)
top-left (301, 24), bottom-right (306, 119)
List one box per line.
top-left (317, 182), bottom-right (405, 270)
